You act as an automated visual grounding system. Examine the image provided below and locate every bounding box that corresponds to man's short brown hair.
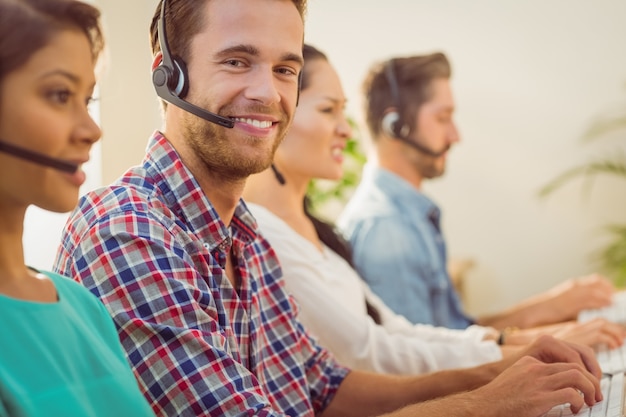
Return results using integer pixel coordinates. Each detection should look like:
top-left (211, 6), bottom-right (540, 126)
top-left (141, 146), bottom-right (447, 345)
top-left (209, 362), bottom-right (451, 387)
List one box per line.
top-left (363, 52), bottom-right (451, 140)
top-left (149, 0), bottom-right (307, 62)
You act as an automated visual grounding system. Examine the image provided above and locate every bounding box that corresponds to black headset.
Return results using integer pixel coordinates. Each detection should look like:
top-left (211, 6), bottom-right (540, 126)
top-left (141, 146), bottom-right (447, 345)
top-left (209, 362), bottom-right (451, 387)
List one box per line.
top-left (381, 59), bottom-right (410, 139)
top-left (380, 59), bottom-right (447, 157)
top-left (151, 0), bottom-right (234, 128)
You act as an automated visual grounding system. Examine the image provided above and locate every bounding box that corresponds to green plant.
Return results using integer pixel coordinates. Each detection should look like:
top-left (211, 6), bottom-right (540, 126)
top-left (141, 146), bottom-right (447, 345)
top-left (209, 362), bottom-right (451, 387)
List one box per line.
top-left (306, 117), bottom-right (367, 221)
top-left (539, 105), bottom-right (626, 286)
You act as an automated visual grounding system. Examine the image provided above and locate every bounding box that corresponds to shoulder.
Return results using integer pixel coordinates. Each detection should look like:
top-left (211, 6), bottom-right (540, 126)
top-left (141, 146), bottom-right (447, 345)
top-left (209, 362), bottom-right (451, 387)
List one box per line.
top-left (63, 168), bottom-right (179, 247)
top-left (41, 271), bottom-right (108, 313)
top-left (247, 203), bottom-right (291, 238)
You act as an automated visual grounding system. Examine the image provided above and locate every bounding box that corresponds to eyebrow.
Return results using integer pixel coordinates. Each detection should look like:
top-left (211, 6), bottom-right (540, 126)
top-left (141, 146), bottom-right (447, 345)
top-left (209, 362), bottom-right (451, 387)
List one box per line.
top-left (39, 69), bottom-right (96, 91)
top-left (39, 69), bottom-right (81, 84)
top-left (321, 96), bottom-right (347, 105)
top-left (215, 44), bottom-right (304, 67)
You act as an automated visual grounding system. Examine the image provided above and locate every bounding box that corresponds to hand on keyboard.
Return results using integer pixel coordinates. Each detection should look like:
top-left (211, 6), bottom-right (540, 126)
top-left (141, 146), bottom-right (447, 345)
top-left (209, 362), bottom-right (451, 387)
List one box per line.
top-left (504, 319), bottom-right (626, 350)
top-left (545, 274), bottom-right (615, 322)
top-left (552, 318), bottom-right (626, 350)
top-left (473, 355), bottom-right (601, 417)
top-left (504, 335), bottom-right (603, 382)
top-left (542, 373), bottom-right (624, 417)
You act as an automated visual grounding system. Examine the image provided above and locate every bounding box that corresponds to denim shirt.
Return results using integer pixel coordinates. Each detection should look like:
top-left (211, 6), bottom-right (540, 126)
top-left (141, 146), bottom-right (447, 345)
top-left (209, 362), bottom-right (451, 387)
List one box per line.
top-left (338, 164), bottom-right (474, 329)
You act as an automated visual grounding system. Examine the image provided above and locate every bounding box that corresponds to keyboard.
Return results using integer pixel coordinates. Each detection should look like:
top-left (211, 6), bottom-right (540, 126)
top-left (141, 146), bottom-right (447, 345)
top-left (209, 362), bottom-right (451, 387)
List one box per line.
top-left (578, 290), bottom-right (626, 374)
top-left (598, 344), bottom-right (626, 375)
top-left (542, 372), bottom-right (624, 417)
top-left (547, 291), bottom-right (626, 416)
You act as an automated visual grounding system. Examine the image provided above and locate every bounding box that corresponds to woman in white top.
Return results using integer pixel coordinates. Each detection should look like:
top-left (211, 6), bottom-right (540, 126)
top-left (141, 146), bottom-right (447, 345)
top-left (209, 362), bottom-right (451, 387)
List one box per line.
top-left (243, 44), bottom-right (625, 375)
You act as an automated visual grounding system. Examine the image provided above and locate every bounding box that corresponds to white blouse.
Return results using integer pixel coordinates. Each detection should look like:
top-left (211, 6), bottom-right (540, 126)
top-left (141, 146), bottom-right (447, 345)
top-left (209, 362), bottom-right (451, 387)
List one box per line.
top-left (248, 203), bottom-right (501, 375)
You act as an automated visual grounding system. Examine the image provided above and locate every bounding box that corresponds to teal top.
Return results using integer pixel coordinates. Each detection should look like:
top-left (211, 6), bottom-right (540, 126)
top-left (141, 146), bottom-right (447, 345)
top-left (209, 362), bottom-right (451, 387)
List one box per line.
top-left (0, 271), bottom-right (154, 417)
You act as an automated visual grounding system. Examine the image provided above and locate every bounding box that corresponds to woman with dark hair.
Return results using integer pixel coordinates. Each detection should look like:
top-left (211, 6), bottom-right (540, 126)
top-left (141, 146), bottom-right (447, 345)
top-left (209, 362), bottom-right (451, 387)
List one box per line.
top-left (243, 44), bottom-right (625, 375)
top-left (0, 0), bottom-right (154, 415)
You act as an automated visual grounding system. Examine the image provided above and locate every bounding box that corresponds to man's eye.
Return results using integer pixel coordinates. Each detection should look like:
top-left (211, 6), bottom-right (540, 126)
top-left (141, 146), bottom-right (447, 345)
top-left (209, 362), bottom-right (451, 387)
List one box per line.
top-left (277, 67), bottom-right (297, 76)
top-left (225, 60), bottom-right (244, 67)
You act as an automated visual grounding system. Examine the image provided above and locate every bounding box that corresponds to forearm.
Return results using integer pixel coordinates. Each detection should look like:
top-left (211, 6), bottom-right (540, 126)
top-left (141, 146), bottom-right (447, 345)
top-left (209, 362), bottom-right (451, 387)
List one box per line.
top-left (320, 363), bottom-right (502, 417)
top-left (477, 297), bottom-right (557, 330)
top-left (379, 391), bottom-right (490, 417)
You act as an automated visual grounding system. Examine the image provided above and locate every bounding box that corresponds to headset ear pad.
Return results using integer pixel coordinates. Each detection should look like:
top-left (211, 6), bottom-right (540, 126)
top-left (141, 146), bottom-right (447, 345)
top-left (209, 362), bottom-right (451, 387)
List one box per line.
top-left (171, 58), bottom-right (189, 98)
top-left (382, 111), bottom-right (400, 138)
top-left (151, 56), bottom-right (189, 99)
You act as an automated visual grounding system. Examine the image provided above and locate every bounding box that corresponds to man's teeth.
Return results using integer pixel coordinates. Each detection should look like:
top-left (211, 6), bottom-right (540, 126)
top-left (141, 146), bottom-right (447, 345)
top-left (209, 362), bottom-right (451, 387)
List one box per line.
top-left (332, 147), bottom-right (343, 157)
top-left (234, 118), bottom-right (272, 128)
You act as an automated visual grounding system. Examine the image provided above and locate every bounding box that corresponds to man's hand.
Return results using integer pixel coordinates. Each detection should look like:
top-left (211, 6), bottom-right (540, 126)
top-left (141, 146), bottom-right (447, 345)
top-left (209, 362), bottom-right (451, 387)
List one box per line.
top-left (470, 355), bottom-right (601, 417)
top-left (500, 334), bottom-right (603, 385)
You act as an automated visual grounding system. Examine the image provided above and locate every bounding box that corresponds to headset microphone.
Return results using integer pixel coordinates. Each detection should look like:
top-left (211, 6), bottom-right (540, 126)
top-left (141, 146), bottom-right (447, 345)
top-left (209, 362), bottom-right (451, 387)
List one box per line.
top-left (152, 0), bottom-right (234, 128)
top-left (0, 140), bottom-right (79, 173)
top-left (382, 61), bottom-right (448, 158)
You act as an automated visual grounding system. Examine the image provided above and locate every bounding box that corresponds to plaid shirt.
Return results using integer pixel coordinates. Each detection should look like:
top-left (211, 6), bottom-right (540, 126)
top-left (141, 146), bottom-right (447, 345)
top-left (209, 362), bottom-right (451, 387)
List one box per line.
top-left (54, 131), bottom-right (349, 417)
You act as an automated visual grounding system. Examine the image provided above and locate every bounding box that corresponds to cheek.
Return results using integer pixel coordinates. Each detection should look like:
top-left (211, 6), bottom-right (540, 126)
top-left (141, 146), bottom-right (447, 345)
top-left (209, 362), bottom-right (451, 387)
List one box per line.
top-left (285, 115), bottom-right (323, 153)
top-left (5, 103), bottom-right (67, 155)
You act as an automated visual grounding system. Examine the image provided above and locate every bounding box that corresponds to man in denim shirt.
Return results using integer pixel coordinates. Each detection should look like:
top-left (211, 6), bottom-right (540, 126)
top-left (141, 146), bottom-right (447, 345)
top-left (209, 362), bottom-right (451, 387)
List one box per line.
top-left (339, 53), bottom-right (616, 332)
top-left (340, 161), bottom-right (472, 329)
top-left (338, 52), bottom-right (470, 329)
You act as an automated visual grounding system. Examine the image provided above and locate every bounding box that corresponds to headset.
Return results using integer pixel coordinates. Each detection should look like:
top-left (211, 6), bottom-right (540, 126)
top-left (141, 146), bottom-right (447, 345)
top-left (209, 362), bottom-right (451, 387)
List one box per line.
top-left (381, 59), bottom-right (447, 157)
top-left (0, 140), bottom-right (78, 173)
top-left (151, 0), bottom-right (234, 128)
top-left (152, 0), bottom-right (304, 127)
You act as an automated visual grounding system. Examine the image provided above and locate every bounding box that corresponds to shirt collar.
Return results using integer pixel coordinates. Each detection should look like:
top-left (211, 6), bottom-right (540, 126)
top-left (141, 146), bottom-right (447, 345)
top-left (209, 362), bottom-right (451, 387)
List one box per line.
top-left (365, 163), bottom-right (441, 225)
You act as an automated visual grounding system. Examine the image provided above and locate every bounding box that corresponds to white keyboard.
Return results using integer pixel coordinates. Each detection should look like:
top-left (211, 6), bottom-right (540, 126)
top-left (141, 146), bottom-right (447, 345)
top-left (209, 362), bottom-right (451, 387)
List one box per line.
top-left (578, 291), bottom-right (626, 374)
top-left (598, 344), bottom-right (626, 375)
top-left (542, 373), bottom-right (624, 417)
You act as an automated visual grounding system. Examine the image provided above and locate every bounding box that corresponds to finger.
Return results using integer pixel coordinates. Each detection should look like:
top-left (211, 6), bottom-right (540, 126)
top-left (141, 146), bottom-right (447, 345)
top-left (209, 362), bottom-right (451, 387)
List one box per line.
top-left (588, 319), bottom-right (626, 347)
top-left (563, 341), bottom-right (603, 379)
top-left (538, 364), bottom-right (601, 406)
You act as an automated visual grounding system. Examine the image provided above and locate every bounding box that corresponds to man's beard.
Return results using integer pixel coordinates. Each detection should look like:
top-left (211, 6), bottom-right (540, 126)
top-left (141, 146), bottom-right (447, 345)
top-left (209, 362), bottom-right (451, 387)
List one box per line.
top-left (182, 102), bottom-right (289, 181)
top-left (419, 160), bottom-right (446, 179)
top-left (406, 133), bottom-right (449, 179)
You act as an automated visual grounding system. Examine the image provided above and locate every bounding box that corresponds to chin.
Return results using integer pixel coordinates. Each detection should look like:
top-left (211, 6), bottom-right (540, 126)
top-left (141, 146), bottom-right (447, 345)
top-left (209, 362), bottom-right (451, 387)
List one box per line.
top-left (39, 194), bottom-right (79, 214)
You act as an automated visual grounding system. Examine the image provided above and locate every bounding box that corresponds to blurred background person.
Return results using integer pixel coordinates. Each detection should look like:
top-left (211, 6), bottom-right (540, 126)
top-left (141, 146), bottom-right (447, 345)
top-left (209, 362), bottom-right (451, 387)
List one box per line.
top-left (338, 53), bottom-right (619, 335)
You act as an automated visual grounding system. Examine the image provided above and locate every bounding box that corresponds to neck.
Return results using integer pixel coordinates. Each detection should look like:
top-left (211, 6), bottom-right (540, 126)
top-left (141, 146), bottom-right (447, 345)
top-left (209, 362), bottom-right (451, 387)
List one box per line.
top-left (377, 138), bottom-right (424, 190)
top-left (0, 206), bottom-right (28, 282)
top-left (244, 166), bottom-right (325, 251)
top-left (244, 167), bottom-right (308, 221)
top-left (163, 125), bottom-right (245, 226)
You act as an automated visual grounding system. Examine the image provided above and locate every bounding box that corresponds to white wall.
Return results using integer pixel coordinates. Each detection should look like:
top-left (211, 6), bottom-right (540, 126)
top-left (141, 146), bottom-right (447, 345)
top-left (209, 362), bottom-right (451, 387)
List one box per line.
top-left (26, 1), bottom-right (626, 316)
top-left (304, 0), bottom-right (626, 315)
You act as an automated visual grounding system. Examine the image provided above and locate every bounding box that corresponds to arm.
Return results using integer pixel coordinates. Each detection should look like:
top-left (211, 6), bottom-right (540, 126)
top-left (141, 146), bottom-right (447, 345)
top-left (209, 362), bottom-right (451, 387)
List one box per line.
top-left (320, 335), bottom-right (602, 417)
top-left (282, 257), bottom-right (501, 374)
top-left (323, 337), bottom-right (602, 417)
top-left (477, 274), bottom-right (615, 329)
top-left (378, 357), bottom-right (600, 417)
top-left (504, 318), bottom-right (626, 349)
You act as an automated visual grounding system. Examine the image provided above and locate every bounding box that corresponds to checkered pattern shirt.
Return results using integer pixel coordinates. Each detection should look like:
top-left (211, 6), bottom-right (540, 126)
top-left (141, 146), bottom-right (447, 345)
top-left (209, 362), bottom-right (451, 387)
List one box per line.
top-left (54, 131), bottom-right (349, 417)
